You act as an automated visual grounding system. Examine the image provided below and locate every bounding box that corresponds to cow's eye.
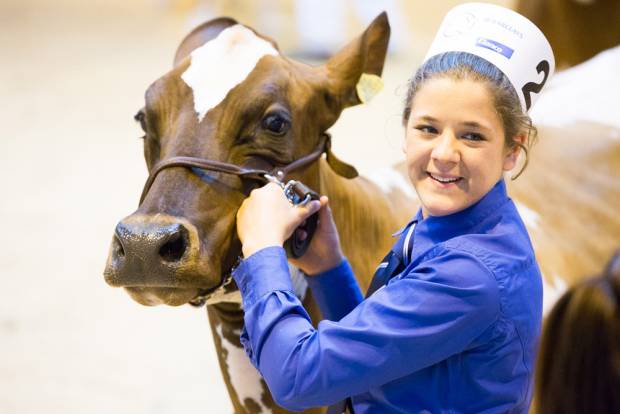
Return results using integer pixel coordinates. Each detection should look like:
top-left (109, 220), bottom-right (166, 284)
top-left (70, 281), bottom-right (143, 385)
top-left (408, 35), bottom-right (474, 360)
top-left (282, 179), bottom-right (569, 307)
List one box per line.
top-left (261, 113), bottom-right (290, 136)
top-left (134, 110), bottom-right (147, 132)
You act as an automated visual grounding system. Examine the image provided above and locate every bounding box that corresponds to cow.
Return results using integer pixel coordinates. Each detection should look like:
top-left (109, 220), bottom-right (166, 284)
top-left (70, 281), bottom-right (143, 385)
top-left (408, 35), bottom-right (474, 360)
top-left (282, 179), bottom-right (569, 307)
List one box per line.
top-left (103, 13), bottom-right (620, 414)
top-left (516, 0), bottom-right (620, 68)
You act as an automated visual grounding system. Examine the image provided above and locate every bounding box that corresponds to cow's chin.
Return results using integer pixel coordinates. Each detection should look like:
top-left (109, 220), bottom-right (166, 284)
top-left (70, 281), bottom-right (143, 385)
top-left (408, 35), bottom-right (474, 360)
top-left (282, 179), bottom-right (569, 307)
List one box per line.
top-left (124, 286), bottom-right (200, 306)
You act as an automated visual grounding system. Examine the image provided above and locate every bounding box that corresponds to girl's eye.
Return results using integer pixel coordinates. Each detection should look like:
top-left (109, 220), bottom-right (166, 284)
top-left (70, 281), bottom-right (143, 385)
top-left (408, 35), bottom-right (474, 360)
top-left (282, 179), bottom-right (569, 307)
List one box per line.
top-left (462, 132), bottom-right (484, 141)
top-left (261, 113), bottom-right (290, 136)
top-left (415, 125), bottom-right (437, 134)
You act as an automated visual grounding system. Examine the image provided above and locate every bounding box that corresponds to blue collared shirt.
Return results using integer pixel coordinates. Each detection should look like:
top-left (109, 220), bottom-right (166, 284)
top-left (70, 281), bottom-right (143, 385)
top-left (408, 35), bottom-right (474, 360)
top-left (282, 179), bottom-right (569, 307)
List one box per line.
top-left (232, 179), bottom-right (542, 413)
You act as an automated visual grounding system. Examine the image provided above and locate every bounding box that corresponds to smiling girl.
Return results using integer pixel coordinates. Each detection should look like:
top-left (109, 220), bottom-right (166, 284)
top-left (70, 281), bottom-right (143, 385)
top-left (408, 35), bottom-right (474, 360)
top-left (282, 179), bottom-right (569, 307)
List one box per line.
top-left (402, 53), bottom-right (533, 218)
top-left (233, 3), bottom-right (554, 413)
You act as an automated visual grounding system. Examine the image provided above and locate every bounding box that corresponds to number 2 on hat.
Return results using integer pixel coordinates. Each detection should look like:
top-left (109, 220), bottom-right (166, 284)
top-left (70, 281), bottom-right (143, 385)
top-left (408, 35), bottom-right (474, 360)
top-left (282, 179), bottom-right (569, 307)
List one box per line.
top-left (522, 60), bottom-right (550, 111)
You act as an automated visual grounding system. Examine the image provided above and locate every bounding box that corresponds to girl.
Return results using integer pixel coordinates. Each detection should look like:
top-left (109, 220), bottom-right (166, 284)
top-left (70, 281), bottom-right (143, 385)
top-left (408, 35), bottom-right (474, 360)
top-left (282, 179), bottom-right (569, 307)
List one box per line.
top-left (234, 3), bottom-right (553, 413)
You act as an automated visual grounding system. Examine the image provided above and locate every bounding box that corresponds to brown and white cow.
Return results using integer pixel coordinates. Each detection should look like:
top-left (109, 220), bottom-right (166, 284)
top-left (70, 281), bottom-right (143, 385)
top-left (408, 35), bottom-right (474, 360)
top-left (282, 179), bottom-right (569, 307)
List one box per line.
top-left (103, 13), bottom-right (620, 414)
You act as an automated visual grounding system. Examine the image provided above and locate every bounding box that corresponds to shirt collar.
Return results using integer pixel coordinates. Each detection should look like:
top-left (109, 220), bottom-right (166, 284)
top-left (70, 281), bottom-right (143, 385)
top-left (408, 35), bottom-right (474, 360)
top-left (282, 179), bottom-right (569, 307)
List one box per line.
top-left (392, 179), bottom-right (509, 240)
top-left (391, 211), bottom-right (423, 237)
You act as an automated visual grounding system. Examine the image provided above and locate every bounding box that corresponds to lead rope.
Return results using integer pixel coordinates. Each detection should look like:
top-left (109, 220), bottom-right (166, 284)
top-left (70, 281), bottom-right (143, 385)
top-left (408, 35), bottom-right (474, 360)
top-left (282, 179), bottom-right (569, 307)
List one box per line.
top-left (139, 133), bottom-right (334, 204)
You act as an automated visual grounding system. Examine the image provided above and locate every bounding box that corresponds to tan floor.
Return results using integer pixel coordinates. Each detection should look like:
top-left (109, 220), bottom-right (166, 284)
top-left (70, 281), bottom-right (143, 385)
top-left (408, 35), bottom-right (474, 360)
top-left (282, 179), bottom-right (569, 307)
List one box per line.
top-left (0, 1), bottom-right (514, 413)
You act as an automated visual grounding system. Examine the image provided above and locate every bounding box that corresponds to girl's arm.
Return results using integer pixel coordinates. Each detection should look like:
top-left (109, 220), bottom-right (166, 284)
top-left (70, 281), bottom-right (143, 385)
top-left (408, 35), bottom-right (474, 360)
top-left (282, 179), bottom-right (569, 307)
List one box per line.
top-left (233, 245), bottom-right (500, 411)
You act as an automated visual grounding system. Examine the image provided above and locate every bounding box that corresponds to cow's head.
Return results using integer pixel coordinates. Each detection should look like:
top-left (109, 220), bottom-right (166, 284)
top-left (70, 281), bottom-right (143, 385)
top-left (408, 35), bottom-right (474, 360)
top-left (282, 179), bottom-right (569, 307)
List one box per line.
top-left (103, 14), bottom-right (390, 306)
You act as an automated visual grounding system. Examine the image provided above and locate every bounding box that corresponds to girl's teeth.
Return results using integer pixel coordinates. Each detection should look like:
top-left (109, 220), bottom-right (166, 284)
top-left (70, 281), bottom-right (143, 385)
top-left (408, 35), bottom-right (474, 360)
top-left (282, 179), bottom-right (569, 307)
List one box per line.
top-left (431, 174), bottom-right (459, 183)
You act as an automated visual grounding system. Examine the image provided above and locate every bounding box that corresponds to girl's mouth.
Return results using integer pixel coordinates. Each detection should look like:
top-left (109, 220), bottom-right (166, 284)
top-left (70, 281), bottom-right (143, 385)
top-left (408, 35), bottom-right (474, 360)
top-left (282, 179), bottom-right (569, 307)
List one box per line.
top-left (428, 172), bottom-right (462, 184)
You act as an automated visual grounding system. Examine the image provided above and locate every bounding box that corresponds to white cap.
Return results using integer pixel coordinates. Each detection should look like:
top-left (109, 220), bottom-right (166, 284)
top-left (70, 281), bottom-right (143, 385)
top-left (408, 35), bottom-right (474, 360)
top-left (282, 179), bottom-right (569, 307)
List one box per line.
top-left (424, 2), bottom-right (555, 112)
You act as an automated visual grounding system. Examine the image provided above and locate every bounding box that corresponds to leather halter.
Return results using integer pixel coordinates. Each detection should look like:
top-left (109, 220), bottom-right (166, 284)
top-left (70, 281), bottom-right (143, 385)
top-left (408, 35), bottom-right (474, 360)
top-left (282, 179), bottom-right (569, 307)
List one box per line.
top-left (139, 132), bottom-right (358, 204)
top-left (137, 132), bottom-right (358, 306)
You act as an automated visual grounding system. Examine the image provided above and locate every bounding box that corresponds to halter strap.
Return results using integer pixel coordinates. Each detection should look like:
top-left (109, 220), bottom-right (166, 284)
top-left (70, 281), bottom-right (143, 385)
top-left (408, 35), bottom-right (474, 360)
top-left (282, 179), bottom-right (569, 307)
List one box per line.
top-left (139, 133), bottom-right (357, 204)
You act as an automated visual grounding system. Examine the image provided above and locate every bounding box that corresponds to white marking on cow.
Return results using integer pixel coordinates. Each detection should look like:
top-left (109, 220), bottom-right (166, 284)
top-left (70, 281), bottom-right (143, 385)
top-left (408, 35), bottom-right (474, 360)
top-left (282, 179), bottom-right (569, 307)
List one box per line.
top-left (514, 201), bottom-right (541, 231)
top-left (181, 24), bottom-right (279, 122)
top-left (216, 324), bottom-right (272, 413)
top-left (366, 167), bottom-right (416, 199)
top-left (542, 273), bottom-right (568, 315)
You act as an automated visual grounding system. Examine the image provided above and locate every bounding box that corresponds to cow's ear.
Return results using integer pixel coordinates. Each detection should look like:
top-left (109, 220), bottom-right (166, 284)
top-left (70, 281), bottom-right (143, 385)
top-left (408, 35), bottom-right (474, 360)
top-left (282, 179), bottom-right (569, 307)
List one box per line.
top-left (173, 17), bottom-right (239, 65)
top-left (326, 12), bottom-right (391, 109)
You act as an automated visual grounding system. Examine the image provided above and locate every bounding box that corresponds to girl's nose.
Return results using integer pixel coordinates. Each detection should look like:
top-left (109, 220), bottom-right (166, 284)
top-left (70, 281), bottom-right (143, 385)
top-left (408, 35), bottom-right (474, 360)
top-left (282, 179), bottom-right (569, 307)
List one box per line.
top-left (431, 132), bottom-right (460, 164)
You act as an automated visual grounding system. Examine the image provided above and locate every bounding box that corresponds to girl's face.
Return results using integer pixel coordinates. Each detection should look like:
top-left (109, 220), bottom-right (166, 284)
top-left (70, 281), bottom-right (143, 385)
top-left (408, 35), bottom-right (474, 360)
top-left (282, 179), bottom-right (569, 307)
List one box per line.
top-left (404, 77), bottom-right (520, 218)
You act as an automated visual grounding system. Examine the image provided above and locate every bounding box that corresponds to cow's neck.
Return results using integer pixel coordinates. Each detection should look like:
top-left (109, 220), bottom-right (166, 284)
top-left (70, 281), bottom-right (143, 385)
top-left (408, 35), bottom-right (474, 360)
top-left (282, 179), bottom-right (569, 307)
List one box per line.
top-left (320, 159), bottom-right (417, 291)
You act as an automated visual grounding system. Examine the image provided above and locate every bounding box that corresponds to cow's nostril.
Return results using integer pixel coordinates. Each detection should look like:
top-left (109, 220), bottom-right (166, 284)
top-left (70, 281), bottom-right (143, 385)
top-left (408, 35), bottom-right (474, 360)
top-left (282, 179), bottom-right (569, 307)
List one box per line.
top-left (113, 235), bottom-right (125, 258)
top-left (159, 227), bottom-right (188, 263)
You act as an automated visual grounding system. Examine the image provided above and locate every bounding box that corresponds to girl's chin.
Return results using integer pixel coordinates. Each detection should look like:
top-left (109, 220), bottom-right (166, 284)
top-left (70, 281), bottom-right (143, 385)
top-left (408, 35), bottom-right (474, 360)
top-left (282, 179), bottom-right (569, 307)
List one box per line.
top-left (424, 207), bottom-right (460, 217)
top-left (421, 197), bottom-right (467, 217)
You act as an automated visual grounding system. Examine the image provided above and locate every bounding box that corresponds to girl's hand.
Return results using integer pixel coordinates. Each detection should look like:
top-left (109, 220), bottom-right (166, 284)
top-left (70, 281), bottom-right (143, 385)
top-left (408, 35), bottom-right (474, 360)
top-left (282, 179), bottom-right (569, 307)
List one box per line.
top-left (289, 196), bottom-right (344, 276)
top-left (236, 185), bottom-right (344, 274)
top-left (236, 183), bottom-right (321, 258)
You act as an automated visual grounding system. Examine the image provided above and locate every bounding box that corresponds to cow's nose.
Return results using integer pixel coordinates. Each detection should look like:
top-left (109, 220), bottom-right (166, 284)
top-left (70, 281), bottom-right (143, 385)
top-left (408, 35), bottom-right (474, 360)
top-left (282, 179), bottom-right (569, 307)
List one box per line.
top-left (104, 215), bottom-right (205, 288)
top-left (113, 222), bottom-right (189, 264)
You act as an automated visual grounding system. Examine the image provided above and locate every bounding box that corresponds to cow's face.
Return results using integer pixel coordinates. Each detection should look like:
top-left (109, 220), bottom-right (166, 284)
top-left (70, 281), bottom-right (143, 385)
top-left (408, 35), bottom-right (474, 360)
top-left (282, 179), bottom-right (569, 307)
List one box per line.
top-left (103, 15), bottom-right (390, 306)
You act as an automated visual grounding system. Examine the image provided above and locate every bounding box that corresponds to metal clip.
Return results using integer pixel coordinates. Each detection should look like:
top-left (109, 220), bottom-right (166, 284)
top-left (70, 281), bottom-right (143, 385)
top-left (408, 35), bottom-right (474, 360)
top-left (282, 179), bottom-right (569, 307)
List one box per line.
top-left (263, 174), bottom-right (315, 206)
top-left (261, 173), bottom-right (320, 258)
top-left (283, 180), bottom-right (313, 206)
top-left (263, 173), bottom-right (285, 188)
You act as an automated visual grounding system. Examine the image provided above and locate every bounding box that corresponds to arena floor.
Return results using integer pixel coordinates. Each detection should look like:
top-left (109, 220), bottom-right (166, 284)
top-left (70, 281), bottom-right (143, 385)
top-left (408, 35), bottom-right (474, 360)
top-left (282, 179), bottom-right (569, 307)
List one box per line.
top-left (2, 0), bottom-right (616, 413)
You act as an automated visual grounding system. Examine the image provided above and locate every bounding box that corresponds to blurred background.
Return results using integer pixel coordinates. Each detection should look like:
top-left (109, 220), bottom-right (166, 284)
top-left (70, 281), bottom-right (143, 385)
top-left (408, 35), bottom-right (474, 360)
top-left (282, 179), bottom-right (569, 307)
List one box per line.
top-left (1, 0), bottom-right (618, 413)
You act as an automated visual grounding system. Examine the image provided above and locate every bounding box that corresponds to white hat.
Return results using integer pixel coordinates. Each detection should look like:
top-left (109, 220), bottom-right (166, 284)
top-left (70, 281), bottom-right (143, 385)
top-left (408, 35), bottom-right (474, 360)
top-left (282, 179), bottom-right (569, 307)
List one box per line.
top-left (424, 2), bottom-right (555, 112)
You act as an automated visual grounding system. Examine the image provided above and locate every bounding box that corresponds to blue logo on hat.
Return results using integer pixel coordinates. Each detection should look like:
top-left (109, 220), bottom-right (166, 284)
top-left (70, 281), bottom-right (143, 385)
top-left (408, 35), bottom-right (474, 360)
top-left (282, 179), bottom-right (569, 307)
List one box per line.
top-left (476, 37), bottom-right (514, 59)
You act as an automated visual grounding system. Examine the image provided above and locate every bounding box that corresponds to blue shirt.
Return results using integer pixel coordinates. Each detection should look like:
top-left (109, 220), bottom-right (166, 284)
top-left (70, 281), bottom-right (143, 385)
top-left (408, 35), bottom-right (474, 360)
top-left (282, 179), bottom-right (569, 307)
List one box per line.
top-left (232, 179), bottom-right (542, 413)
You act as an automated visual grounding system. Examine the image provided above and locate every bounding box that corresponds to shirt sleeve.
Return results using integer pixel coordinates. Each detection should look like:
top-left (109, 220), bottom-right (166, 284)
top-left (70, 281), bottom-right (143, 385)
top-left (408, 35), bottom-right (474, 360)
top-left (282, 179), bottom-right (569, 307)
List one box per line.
top-left (304, 258), bottom-right (363, 321)
top-left (232, 245), bottom-right (500, 411)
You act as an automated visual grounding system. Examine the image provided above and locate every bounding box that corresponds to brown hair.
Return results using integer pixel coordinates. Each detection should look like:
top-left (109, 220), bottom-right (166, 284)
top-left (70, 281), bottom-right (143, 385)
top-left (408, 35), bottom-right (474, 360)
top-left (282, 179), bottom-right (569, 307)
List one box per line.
top-left (402, 52), bottom-right (537, 179)
top-left (534, 252), bottom-right (620, 414)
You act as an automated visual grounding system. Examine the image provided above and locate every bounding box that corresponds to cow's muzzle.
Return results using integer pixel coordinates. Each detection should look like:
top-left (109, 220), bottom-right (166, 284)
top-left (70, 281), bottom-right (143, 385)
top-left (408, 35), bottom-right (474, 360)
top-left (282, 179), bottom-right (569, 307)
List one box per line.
top-left (104, 214), bottom-right (214, 305)
top-left (111, 221), bottom-right (188, 275)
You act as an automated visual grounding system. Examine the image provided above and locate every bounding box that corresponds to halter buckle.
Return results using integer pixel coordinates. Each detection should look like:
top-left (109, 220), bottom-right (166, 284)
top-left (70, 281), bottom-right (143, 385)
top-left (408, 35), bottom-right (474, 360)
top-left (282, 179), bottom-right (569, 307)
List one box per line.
top-left (263, 174), bottom-right (318, 206)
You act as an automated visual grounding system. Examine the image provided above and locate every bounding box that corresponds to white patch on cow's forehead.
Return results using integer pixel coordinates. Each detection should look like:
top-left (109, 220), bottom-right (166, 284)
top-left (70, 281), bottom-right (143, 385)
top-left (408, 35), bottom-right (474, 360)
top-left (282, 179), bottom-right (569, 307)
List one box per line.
top-left (514, 201), bottom-right (541, 231)
top-left (181, 24), bottom-right (279, 122)
top-left (542, 273), bottom-right (568, 315)
top-left (216, 324), bottom-right (272, 413)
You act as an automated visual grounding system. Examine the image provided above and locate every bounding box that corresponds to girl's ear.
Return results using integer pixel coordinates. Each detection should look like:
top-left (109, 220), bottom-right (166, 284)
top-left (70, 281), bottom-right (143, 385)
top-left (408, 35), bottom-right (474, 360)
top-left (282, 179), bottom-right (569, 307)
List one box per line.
top-left (503, 133), bottom-right (526, 172)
